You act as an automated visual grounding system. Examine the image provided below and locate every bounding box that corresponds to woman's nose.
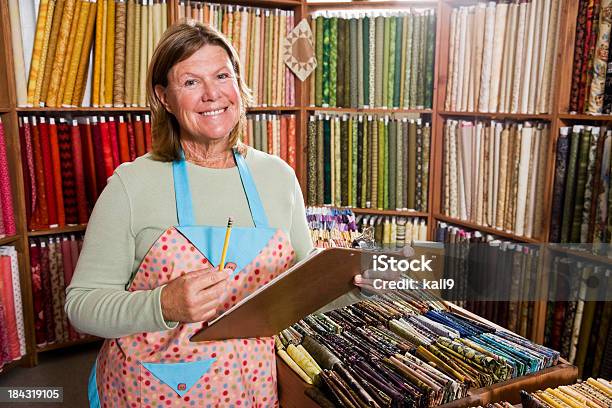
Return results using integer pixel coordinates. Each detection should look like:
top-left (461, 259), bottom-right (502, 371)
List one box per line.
top-left (199, 79), bottom-right (220, 101)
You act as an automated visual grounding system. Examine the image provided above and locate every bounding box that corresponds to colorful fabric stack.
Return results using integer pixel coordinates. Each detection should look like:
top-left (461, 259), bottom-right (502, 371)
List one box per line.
top-left (8, 0), bottom-right (169, 107)
top-left (0, 119), bottom-right (17, 237)
top-left (277, 292), bottom-right (559, 408)
top-left (0, 246), bottom-right (27, 371)
top-left (444, 1), bottom-right (561, 114)
top-left (306, 207), bottom-right (360, 249)
top-left (307, 114), bottom-right (431, 211)
top-left (435, 222), bottom-right (540, 341)
top-left (442, 119), bottom-right (549, 239)
top-left (310, 9), bottom-right (436, 109)
top-left (570, 0), bottom-right (612, 114)
top-left (549, 126), bottom-right (612, 243)
top-left (357, 214), bottom-right (426, 249)
top-left (543, 254), bottom-right (612, 378)
top-left (244, 113), bottom-right (297, 171)
top-left (19, 114), bottom-right (152, 230)
top-left (521, 378), bottom-right (611, 408)
top-left (29, 234), bottom-right (87, 347)
top-left (181, 2), bottom-right (295, 107)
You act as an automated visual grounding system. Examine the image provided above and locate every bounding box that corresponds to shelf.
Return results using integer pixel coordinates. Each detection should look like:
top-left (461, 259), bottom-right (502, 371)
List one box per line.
top-left (16, 106), bottom-right (151, 113)
top-left (307, 1), bottom-right (438, 9)
top-left (558, 113), bottom-right (612, 121)
top-left (439, 111), bottom-right (553, 120)
top-left (352, 207), bottom-right (429, 217)
top-left (434, 214), bottom-right (542, 243)
top-left (37, 336), bottom-right (101, 353)
top-left (214, 0), bottom-right (302, 7)
top-left (0, 235), bottom-right (19, 246)
top-left (0, 107), bottom-right (10, 113)
top-left (246, 106), bottom-right (301, 112)
top-left (308, 106), bottom-right (432, 114)
top-left (546, 245), bottom-right (612, 265)
top-left (28, 224), bottom-right (87, 237)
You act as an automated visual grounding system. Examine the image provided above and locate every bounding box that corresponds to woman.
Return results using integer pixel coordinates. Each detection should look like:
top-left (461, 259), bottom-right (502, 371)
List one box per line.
top-left (65, 21), bottom-right (313, 407)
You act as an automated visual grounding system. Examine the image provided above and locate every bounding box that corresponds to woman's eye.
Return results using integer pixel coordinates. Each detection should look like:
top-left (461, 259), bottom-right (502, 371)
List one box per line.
top-left (184, 79), bottom-right (198, 87)
top-left (217, 73), bottom-right (230, 80)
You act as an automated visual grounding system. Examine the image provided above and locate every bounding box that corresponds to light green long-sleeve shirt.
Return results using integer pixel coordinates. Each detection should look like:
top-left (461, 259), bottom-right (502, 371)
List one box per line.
top-left (65, 148), bottom-right (313, 339)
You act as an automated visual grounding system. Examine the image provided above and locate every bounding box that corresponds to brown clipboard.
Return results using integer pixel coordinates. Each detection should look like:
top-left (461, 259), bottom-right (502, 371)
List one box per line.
top-left (190, 247), bottom-right (365, 342)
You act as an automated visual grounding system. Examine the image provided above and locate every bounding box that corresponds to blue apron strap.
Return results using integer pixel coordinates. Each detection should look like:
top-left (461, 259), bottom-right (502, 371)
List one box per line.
top-left (173, 152), bottom-right (196, 226)
top-left (233, 150), bottom-right (269, 228)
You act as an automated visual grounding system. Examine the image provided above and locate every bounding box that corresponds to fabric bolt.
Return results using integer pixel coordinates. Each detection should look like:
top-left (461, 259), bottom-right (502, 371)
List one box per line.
top-left (56, 0), bottom-right (83, 107)
top-left (587, 0), bottom-right (612, 113)
top-left (489, 3), bottom-right (508, 113)
top-left (329, 18), bottom-right (338, 107)
top-left (38, 0), bottom-right (64, 106)
top-left (512, 2), bottom-right (528, 113)
top-left (27, 0), bottom-right (51, 106)
top-left (72, 1), bottom-right (97, 106)
top-left (314, 16), bottom-right (323, 106)
top-left (0, 125), bottom-right (16, 235)
top-left (38, 120), bottom-right (58, 227)
top-left (31, 119), bottom-right (49, 228)
top-left (382, 17), bottom-right (390, 107)
top-left (579, 0), bottom-right (601, 113)
top-left (368, 17), bottom-right (375, 107)
top-left (388, 17), bottom-right (396, 109)
top-left (416, 123), bottom-right (423, 212)
top-left (113, 0), bottom-right (127, 106)
top-left (571, 128), bottom-right (592, 242)
top-left (410, 14), bottom-right (421, 109)
top-left (388, 120), bottom-right (397, 211)
top-left (375, 16), bottom-right (384, 108)
top-left (62, 0), bottom-right (89, 106)
top-left (581, 128), bottom-right (601, 242)
top-left (408, 121), bottom-right (416, 210)
top-left (322, 18), bottom-right (330, 106)
top-left (479, 3), bottom-right (496, 113)
top-left (138, 0), bottom-right (148, 107)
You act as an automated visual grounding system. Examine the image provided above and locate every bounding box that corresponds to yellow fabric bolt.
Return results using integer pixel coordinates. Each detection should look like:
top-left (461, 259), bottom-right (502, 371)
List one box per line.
top-left (99, 0), bottom-right (108, 105)
top-left (104, 0), bottom-right (115, 106)
top-left (132, 0), bottom-right (142, 106)
top-left (92, 0), bottom-right (104, 106)
top-left (46, 0), bottom-right (76, 107)
top-left (277, 348), bottom-right (313, 385)
top-left (125, 0), bottom-right (135, 106)
top-left (27, 0), bottom-right (50, 105)
top-left (57, 0), bottom-right (83, 105)
top-left (286, 343), bottom-right (321, 382)
top-left (40, 0), bottom-right (65, 106)
top-left (62, 0), bottom-right (90, 106)
top-left (72, 0), bottom-right (97, 106)
top-left (35, 0), bottom-right (57, 106)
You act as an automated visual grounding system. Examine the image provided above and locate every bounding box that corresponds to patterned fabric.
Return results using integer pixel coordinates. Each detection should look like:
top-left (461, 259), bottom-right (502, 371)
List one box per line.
top-left (322, 18), bottom-right (330, 106)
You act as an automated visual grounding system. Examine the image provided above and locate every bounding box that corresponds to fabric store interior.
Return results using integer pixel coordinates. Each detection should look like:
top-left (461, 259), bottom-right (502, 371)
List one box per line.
top-left (0, 0), bottom-right (611, 406)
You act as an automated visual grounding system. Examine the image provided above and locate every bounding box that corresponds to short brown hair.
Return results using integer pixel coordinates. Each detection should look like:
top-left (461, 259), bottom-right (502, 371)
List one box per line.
top-left (146, 20), bottom-right (252, 161)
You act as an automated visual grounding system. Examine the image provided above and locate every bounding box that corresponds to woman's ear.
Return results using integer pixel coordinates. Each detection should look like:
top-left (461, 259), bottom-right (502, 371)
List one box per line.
top-left (154, 85), bottom-right (172, 114)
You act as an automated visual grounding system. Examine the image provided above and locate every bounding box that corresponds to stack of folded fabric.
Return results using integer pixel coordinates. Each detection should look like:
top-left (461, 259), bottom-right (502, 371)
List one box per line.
top-left (277, 292), bottom-right (560, 407)
top-left (306, 207), bottom-right (360, 248)
top-left (520, 378), bottom-right (611, 408)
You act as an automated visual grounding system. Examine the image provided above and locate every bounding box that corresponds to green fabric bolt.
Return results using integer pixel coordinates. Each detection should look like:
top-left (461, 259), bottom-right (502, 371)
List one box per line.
top-left (341, 117), bottom-right (349, 206)
top-left (344, 20), bottom-right (351, 109)
top-left (571, 128), bottom-right (593, 242)
top-left (396, 119), bottom-right (404, 209)
top-left (352, 118), bottom-right (358, 207)
top-left (357, 118), bottom-right (363, 207)
top-left (315, 16), bottom-right (323, 106)
top-left (417, 13), bottom-right (427, 108)
top-left (350, 18), bottom-right (359, 108)
top-left (404, 14), bottom-right (413, 108)
top-left (323, 117), bottom-right (331, 204)
top-left (375, 16), bottom-right (385, 107)
top-left (347, 117), bottom-right (353, 206)
top-left (416, 122), bottom-right (423, 211)
top-left (425, 11), bottom-right (436, 109)
top-left (561, 128), bottom-right (582, 243)
top-left (383, 16), bottom-right (391, 107)
top-left (362, 118), bottom-right (369, 207)
top-left (408, 120), bottom-right (417, 209)
top-left (307, 119), bottom-right (317, 206)
top-left (357, 16), bottom-right (364, 108)
top-left (422, 123), bottom-right (431, 211)
top-left (322, 18), bottom-right (330, 106)
top-left (400, 16), bottom-right (409, 108)
top-left (329, 17), bottom-right (338, 107)
top-left (316, 117), bottom-right (324, 206)
top-left (389, 119), bottom-right (397, 210)
top-left (403, 120), bottom-right (409, 208)
top-left (334, 117), bottom-right (341, 206)
top-left (369, 17), bottom-right (376, 107)
top-left (371, 118), bottom-right (378, 207)
top-left (394, 15), bottom-right (403, 108)
top-left (337, 18), bottom-right (345, 107)
top-left (388, 16), bottom-right (396, 109)
top-left (384, 119), bottom-right (389, 210)
top-left (378, 119), bottom-right (385, 209)
top-left (363, 16), bottom-right (370, 106)
top-left (410, 14), bottom-right (420, 109)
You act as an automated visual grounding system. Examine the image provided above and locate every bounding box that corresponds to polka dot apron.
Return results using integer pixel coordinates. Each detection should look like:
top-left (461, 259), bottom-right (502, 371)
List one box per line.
top-left (88, 151), bottom-right (296, 407)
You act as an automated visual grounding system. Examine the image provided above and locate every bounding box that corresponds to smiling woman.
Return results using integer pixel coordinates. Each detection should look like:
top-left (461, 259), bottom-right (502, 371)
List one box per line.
top-left (64, 21), bottom-right (313, 407)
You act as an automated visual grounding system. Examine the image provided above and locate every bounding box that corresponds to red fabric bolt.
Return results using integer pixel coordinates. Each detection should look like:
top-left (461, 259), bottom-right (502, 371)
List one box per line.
top-left (49, 120), bottom-right (66, 226)
top-left (70, 121), bottom-right (89, 224)
top-left (118, 117), bottom-right (130, 163)
top-left (31, 119), bottom-right (49, 228)
top-left (79, 120), bottom-right (98, 209)
top-left (0, 122), bottom-right (17, 234)
top-left (1, 255), bottom-right (21, 359)
top-left (99, 118), bottom-right (115, 179)
top-left (37, 119), bottom-right (58, 226)
top-left (108, 118), bottom-right (121, 169)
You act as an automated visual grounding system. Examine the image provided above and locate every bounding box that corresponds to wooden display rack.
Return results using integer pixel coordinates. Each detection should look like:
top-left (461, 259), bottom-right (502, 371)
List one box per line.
top-left (0, 0), bottom-right (602, 379)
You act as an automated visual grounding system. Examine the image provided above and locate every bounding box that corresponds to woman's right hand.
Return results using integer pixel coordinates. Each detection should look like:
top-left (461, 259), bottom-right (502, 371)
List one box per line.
top-left (160, 266), bottom-right (231, 323)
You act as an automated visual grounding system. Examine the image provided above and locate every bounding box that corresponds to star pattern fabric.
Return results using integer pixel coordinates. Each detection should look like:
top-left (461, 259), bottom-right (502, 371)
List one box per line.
top-left (283, 18), bottom-right (317, 82)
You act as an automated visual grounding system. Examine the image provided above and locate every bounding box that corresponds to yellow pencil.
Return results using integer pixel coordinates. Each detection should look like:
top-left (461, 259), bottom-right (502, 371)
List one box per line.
top-left (219, 217), bottom-right (233, 270)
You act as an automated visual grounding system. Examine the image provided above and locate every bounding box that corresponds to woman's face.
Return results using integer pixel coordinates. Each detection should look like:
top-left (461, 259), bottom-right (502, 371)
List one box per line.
top-left (156, 44), bottom-right (241, 143)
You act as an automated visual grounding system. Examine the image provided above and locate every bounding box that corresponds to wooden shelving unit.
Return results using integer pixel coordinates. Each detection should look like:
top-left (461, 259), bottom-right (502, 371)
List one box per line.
top-left (0, 0), bottom-right (602, 377)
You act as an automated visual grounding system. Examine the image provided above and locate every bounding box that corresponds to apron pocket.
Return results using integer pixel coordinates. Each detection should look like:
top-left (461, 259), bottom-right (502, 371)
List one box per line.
top-left (140, 358), bottom-right (216, 397)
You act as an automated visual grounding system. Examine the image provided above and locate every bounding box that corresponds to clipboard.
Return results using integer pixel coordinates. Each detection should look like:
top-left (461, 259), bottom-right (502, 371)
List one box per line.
top-left (190, 247), bottom-right (365, 342)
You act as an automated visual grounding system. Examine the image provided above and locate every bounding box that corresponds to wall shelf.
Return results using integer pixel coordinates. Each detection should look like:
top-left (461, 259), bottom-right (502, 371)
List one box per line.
top-left (28, 225), bottom-right (88, 237)
top-left (438, 111), bottom-right (553, 120)
top-left (307, 106), bottom-right (433, 114)
top-left (434, 214), bottom-right (542, 244)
